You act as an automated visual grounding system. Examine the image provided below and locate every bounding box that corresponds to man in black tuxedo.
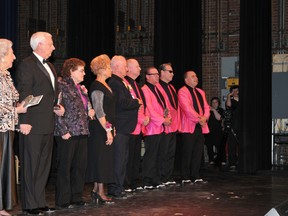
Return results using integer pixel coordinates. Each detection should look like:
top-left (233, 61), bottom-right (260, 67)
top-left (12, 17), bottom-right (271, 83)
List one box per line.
top-left (107, 55), bottom-right (141, 199)
top-left (16, 32), bottom-right (64, 215)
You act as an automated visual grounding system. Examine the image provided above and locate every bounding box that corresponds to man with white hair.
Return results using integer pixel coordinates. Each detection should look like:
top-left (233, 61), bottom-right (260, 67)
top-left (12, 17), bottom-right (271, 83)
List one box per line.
top-left (107, 55), bottom-right (141, 199)
top-left (16, 32), bottom-right (64, 215)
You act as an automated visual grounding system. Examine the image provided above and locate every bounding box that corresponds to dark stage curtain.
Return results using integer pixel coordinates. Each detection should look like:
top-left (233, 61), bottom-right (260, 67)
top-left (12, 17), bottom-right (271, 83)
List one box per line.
top-left (154, 0), bottom-right (202, 175)
top-left (154, 0), bottom-right (202, 90)
top-left (0, 0), bottom-right (18, 76)
top-left (0, 0), bottom-right (17, 42)
top-left (67, 0), bottom-right (115, 87)
top-left (238, 0), bottom-right (272, 173)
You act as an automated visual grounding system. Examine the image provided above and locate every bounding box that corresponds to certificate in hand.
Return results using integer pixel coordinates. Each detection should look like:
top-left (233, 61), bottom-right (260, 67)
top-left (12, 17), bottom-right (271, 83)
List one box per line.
top-left (23, 95), bottom-right (43, 108)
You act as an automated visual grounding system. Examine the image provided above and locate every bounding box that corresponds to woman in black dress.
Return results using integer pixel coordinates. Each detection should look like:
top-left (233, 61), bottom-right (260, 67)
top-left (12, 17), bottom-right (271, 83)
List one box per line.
top-left (86, 54), bottom-right (115, 204)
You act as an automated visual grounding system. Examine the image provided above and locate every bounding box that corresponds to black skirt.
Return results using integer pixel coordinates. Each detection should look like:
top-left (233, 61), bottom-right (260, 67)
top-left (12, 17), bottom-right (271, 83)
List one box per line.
top-left (0, 131), bottom-right (17, 210)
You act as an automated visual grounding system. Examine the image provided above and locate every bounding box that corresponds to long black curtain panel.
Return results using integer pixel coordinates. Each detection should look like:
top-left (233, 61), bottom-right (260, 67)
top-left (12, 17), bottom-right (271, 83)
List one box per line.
top-left (67, 0), bottom-right (115, 87)
top-left (238, 0), bottom-right (272, 173)
top-left (0, 0), bottom-right (18, 50)
top-left (154, 0), bottom-right (202, 90)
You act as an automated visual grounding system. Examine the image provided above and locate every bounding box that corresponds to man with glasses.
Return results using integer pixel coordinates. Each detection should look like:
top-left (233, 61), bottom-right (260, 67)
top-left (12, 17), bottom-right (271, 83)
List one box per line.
top-left (141, 67), bottom-right (171, 189)
top-left (156, 63), bottom-right (179, 186)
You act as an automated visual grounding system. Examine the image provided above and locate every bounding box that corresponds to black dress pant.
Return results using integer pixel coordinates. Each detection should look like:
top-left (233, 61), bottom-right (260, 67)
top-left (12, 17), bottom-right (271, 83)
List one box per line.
top-left (108, 133), bottom-right (130, 195)
top-left (181, 125), bottom-right (204, 180)
top-left (142, 133), bottom-right (164, 185)
top-left (125, 134), bottom-right (142, 189)
top-left (19, 133), bottom-right (54, 210)
top-left (159, 132), bottom-right (176, 182)
top-left (55, 135), bottom-right (87, 206)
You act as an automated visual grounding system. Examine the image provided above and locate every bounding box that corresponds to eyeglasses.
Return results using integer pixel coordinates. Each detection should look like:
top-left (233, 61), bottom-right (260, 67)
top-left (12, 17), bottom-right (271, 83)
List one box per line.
top-left (164, 70), bottom-right (174, 74)
top-left (147, 73), bottom-right (159, 76)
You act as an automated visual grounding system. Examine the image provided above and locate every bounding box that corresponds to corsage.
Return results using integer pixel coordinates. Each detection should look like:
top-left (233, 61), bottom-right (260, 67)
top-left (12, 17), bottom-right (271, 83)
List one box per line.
top-left (105, 121), bottom-right (113, 132)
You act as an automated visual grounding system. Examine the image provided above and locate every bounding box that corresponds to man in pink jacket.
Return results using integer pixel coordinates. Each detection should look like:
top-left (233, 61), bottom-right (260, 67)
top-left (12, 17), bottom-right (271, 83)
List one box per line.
top-left (178, 71), bottom-right (210, 184)
top-left (156, 63), bottom-right (179, 185)
top-left (141, 67), bottom-right (172, 189)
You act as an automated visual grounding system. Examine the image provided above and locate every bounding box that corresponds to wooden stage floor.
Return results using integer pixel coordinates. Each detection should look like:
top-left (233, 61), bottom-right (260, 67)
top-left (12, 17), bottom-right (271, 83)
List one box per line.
top-left (8, 165), bottom-right (288, 216)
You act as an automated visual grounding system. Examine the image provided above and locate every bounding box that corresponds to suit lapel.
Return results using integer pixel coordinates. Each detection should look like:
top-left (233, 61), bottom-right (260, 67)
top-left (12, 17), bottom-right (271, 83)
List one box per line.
top-left (32, 54), bottom-right (56, 92)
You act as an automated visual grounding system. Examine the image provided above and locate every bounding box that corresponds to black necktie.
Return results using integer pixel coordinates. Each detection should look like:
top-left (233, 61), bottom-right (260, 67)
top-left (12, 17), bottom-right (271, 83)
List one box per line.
top-left (43, 59), bottom-right (49, 64)
top-left (154, 86), bottom-right (166, 109)
top-left (167, 84), bottom-right (178, 109)
top-left (192, 88), bottom-right (203, 115)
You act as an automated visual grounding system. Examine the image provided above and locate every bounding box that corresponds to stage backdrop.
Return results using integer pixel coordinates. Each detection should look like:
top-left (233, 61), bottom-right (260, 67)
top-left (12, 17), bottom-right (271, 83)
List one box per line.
top-left (238, 0), bottom-right (272, 172)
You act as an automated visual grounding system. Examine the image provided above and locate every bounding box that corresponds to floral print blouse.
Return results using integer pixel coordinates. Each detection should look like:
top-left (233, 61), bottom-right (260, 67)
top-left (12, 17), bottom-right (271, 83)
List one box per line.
top-left (0, 70), bottom-right (19, 132)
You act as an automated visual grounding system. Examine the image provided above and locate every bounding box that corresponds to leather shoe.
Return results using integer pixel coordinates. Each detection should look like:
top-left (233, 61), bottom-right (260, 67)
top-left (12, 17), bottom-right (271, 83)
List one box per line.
top-left (108, 193), bottom-right (128, 200)
top-left (55, 203), bottom-right (75, 210)
top-left (24, 208), bottom-right (43, 215)
top-left (38, 206), bottom-right (55, 213)
top-left (193, 178), bottom-right (208, 184)
top-left (71, 201), bottom-right (88, 207)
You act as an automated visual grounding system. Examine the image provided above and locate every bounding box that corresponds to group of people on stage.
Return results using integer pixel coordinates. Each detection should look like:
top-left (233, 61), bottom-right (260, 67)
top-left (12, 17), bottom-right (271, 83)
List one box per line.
top-left (0, 31), bottom-right (240, 215)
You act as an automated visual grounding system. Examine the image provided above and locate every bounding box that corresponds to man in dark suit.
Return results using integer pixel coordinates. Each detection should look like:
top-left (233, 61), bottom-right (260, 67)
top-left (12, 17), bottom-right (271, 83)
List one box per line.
top-left (107, 55), bottom-right (141, 199)
top-left (16, 32), bottom-right (64, 215)
top-left (124, 58), bottom-right (150, 192)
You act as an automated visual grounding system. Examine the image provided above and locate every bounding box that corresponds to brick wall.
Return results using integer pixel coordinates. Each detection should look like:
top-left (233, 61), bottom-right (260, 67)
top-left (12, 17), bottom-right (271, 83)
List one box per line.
top-left (17, 0), bottom-right (67, 74)
top-left (16, 0), bottom-right (286, 95)
top-left (202, 0), bottom-right (240, 103)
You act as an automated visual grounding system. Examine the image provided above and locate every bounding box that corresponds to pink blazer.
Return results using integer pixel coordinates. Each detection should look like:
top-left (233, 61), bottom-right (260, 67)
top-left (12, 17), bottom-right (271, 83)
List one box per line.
top-left (178, 86), bottom-right (210, 134)
top-left (156, 83), bottom-right (179, 133)
top-left (123, 78), bottom-right (150, 135)
top-left (141, 84), bottom-right (165, 136)
top-left (131, 105), bottom-right (149, 135)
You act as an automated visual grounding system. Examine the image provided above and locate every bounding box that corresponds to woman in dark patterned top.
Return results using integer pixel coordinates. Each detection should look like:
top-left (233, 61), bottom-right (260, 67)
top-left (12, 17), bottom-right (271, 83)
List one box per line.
top-left (54, 58), bottom-right (95, 209)
top-left (86, 54), bottom-right (115, 204)
top-left (0, 39), bottom-right (27, 216)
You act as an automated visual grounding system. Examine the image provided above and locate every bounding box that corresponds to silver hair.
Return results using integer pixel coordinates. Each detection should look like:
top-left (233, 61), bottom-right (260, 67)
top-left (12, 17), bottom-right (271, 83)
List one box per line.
top-left (110, 55), bottom-right (126, 69)
top-left (30, 32), bottom-right (52, 50)
top-left (0, 39), bottom-right (13, 59)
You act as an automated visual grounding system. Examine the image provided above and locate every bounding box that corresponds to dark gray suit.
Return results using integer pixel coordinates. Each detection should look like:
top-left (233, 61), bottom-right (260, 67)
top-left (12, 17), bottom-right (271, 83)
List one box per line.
top-left (16, 54), bottom-right (57, 210)
top-left (107, 74), bottom-right (140, 196)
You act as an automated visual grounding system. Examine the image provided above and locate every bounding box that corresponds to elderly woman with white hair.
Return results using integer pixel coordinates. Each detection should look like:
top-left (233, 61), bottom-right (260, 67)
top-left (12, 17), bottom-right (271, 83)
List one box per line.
top-left (0, 38), bottom-right (27, 216)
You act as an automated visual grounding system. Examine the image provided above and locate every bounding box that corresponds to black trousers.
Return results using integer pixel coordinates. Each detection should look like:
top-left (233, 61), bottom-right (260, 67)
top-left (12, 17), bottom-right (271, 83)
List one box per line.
top-left (159, 132), bottom-right (177, 182)
top-left (181, 125), bottom-right (204, 180)
top-left (55, 135), bottom-right (88, 206)
top-left (19, 133), bottom-right (53, 210)
top-left (108, 133), bottom-right (130, 195)
top-left (205, 129), bottom-right (223, 163)
top-left (142, 133), bottom-right (164, 185)
top-left (125, 134), bottom-right (142, 188)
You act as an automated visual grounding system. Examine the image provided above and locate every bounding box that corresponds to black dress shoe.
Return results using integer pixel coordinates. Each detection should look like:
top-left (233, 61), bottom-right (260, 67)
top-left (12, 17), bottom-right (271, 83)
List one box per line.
top-left (24, 208), bottom-right (43, 215)
top-left (71, 201), bottom-right (88, 207)
top-left (38, 206), bottom-right (55, 213)
top-left (193, 178), bottom-right (208, 184)
top-left (55, 203), bottom-right (74, 210)
top-left (108, 193), bottom-right (128, 200)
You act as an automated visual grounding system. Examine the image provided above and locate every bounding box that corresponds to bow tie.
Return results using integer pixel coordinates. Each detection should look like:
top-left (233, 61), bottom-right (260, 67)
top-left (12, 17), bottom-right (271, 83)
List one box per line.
top-left (43, 59), bottom-right (49, 64)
